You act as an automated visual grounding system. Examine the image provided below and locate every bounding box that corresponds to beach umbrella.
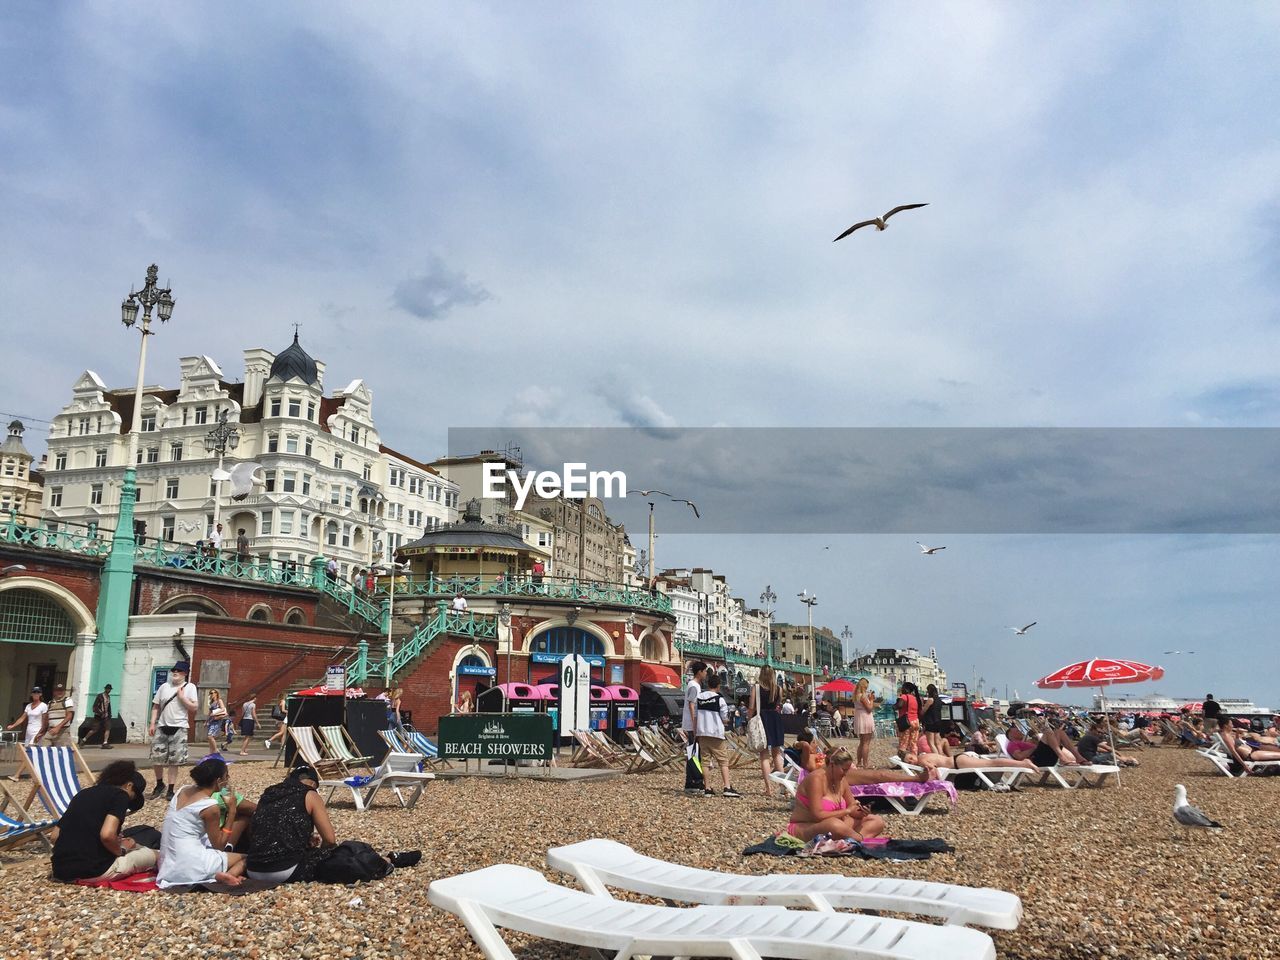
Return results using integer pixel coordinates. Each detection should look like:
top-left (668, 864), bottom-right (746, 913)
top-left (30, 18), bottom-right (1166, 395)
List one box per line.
top-left (817, 678), bottom-right (857, 695)
top-left (1036, 658), bottom-right (1165, 782)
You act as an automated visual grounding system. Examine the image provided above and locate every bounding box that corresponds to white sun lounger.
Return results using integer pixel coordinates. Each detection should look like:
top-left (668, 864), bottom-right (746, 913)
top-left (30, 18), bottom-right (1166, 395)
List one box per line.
top-left (767, 757), bottom-right (953, 817)
top-left (548, 838), bottom-right (1022, 930)
top-left (1197, 733), bottom-right (1280, 778)
top-left (993, 735), bottom-right (1119, 788)
top-left (890, 756), bottom-right (1027, 792)
top-left (429, 863), bottom-right (997, 960)
top-left (329, 751), bottom-right (435, 811)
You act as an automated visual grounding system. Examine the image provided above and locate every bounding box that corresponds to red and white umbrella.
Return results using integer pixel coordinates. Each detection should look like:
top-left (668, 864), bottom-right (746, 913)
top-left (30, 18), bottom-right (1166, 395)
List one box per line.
top-left (1036, 658), bottom-right (1165, 783)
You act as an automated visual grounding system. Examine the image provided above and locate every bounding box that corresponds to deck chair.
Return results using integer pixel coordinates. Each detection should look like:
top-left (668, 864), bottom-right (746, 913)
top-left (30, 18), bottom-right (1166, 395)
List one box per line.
top-left (572, 731), bottom-right (623, 769)
top-left (287, 726), bottom-right (350, 779)
top-left (623, 731), bottom-right (663, 773)
top-left (13, 743), bottom-right (93, 819)
top-left (636, 727), bottom-right (682, 767)
top-left (319, 725), bottom-right (374, 773)
top-left (549, 838), bottom-right (1020, 929)
top-left (429, 863), bottom-right (997, 960)
top-left (402, 729), bottom-right (452, 769)
top-left (0, 781), bottom-right (56, 851)
top-left (994, 735), bottom-right (1119, 788)
top-left (890, 755), bottom-right (1028, 791)
top-left (328, 751), bottom-right (435, 811)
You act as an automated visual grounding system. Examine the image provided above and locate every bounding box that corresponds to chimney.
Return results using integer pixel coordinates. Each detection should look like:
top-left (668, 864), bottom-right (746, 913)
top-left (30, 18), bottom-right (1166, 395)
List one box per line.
top-left (242, 348), bottom-right (274, 410)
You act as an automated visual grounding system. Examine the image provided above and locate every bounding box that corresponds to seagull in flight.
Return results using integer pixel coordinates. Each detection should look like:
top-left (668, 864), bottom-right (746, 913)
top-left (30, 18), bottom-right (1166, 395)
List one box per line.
top-left (1164, 650), bottom-right (1196, 655)
top-left (834, 203), bottom-right (929, 242)
top-left (632, 489), bottom-right (700, 518)
top-left (916, 542), bottom-right (946, 555)
top-left (1173, 784), bottom-right (1222, 832)
top-left (1008, 622), bottom-right (1038, 636)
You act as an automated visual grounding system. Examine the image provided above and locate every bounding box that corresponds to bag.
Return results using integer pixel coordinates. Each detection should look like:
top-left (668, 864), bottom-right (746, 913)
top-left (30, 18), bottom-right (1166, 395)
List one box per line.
top-left (683, 742), bottom-right (704, 790)
top-left (122, 824), bottom-right (163, 850)
top-left (271, 705), bottom-right (285, 721)
top-left (159, 725), bottom-right (180, 736)
top-left (313, 840), bottom-right (391, 885)
top-left (895, 716), bottom-right (910, 733)
top-left (746, 687), bottom-right (768, 751)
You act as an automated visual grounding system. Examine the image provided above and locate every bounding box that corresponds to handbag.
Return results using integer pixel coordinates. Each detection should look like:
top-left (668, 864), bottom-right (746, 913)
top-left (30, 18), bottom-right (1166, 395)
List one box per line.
top-left (745, 685), bottom-right (768, 751)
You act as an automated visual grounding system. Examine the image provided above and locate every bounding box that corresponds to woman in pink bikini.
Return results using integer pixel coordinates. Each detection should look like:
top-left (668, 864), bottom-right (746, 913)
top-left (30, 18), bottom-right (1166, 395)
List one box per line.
top-left (787, 747), bottom-right (888, 842)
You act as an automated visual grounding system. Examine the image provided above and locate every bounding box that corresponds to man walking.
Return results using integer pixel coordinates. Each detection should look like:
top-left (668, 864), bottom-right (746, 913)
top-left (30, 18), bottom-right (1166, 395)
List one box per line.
top-left (1202, 694), bottom-right (1221, 734)
top-left (236, 528), bottom-right (251, 562)
top-left (81, 683), bottom-right (114, 748)
top-left (44, 683), bottom-right (76, 745)
top-left (148, 662), bottom-right (199, 801)
top-left (682, 660), bottom-right (708, 792)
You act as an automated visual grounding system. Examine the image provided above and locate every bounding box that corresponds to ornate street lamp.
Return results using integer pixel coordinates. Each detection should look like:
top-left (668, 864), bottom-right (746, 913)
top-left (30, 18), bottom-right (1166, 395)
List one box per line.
top-left (202, 408), bottom-right (240, 544)
top-left (797, 590), bottom-right (818, 706)
top-left (499, 602), bottom-right (513, 712)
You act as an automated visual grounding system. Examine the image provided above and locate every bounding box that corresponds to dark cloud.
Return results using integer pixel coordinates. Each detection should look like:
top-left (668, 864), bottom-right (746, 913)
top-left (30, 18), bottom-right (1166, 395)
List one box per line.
top-left (393, 256), bottom-right (492, 321)
top-left (1191, 381), bottom-right (1280, 423)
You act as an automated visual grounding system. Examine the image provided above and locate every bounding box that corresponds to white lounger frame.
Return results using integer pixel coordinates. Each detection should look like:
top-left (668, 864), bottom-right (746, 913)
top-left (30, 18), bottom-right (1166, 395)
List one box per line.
top-left (890, 756), bottom-right (1028, 791)
top-left (994, 735), bottom-right (1119, 788)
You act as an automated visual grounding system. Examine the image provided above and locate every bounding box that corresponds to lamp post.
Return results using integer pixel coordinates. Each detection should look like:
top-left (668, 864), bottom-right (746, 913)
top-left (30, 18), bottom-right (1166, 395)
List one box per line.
top-left (840, 625), bottom-right (853, 670)
top-left (372, 559), bottom-right (407, 688)
top-left (202, 409), bottom-right (240, 542)
top-left (759, 585), bottom-right (777, 662)
top-left (91, 265), bottom-right (174, 703)
top-left (498, 602), bottom-right (513, 711)
top-left (797, 590), bottom-right (818, 707)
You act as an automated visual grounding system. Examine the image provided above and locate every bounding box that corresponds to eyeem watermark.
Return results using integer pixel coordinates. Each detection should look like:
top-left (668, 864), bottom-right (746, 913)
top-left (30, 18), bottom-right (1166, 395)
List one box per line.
top-left (482, 462), bottom-right (627, 510)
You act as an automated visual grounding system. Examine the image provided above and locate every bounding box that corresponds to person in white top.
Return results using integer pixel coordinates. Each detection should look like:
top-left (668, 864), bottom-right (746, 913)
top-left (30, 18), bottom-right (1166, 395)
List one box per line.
top-left (695, 674), bottom-right (739, 797)
top-left (44, 683), bottom-right (76, 744)
top-left (781, 698), bottom-right (796, 715)
top-left (148, 661), bottom-right (199, 801)
top-left (8, 687), bottom-right (49, 746)
top-left (157, 757), bottom-right (248, 889)
top-left (208, 523), bottom-right (224, 554)
top-left (682, 661), bottom-right (708, 791)
top-left (451, 593), bottom-right (469, 613)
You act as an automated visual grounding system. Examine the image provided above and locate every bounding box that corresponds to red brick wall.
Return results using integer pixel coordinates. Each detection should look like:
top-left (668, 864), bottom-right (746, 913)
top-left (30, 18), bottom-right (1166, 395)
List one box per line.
top-left (191, 618), bottom-right (359, 706)
top-left (136, 569), bottom-right (319, 623)
top-left (0, 546), bottom-right (101, 614)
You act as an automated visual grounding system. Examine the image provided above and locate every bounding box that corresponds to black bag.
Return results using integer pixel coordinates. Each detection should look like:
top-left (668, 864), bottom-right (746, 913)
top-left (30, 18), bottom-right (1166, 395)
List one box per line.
top-left (159, 725), bottom-right (180, 736)
top-left (683, 742), bottom-right (704, 791)
top-left (122, 824), bottom-right (163, 849)
top-left (895, 716), bottom-right (910, 733)
top-left (271, 705), bottom-right (285, 721)
top-left (313, 841), bottom-right (391, 885)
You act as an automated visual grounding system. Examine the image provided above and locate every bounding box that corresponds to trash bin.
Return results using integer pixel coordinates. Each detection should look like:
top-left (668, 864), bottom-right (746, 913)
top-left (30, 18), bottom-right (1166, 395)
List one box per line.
top-left (534, 683), bottom-right (560, 734)
top-left (589, 685), bottom-right (613, 733)
top-left (606, 685), bottom-right (638, 744)
top-left (477, 683), bottom-right (542, 715)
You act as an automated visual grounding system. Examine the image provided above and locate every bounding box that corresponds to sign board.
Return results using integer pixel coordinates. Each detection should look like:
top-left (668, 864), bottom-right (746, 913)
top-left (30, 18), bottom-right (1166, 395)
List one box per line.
top-left (558, 654), bottom-right (592, 736)
top-left (532, 652), bottom-right (605, 667)
top-left (325, 664), bottom-right (347, 692)
top-left (458, 665), bottom-right (497, 677)
top-left (438, 713), bottom-right (554, 761)
top-left (151, 668), bottom-right (170, 696)
top-left (610, 663), bottom-right (625, 685)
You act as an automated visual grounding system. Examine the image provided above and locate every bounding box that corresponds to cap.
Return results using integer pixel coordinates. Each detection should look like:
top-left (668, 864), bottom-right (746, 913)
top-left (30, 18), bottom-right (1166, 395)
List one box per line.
top-left (172, 661), bottom-right (190, 674)
top-left (53, 682), bottom-right (65, 689)
top-left (199, 752), bottom-right (234, 765)
top-left (31, 686), bottom-right (43, 693)
top-left (289, 765), bottom-right (320, 785)
top-left (127, 772), bottom-right (147, 813)
top-left (104, 683), bottom-right (113, 691)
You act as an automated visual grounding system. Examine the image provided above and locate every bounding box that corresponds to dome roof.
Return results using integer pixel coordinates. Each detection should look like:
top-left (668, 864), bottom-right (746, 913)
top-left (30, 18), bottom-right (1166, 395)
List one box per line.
top-left (268, 333), bottom-right (319, 385)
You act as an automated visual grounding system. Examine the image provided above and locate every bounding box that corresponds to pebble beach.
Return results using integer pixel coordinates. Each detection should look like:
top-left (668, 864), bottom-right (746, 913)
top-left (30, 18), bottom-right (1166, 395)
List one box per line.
top-left (3, 740), bottom-right (1276, 960)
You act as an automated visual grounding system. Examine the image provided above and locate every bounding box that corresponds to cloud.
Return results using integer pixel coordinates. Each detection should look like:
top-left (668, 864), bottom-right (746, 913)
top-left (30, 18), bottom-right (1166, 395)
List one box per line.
top-left (1189, 381), bottom-right (1280, 424)
top-left (594, 383), bottom-right (678, 431)
top-left (392, 255), bottom-right (492, 321)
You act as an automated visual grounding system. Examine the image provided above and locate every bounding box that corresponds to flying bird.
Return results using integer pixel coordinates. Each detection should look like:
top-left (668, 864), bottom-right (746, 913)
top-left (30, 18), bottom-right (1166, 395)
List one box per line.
top-left (631, 489), bottom-right (671, 498)
top-left (916, 542), bottom-right (946, 555)
top-left (1173, 783), bottom-right (1222, 832)
top-left (671, 498), bottom-right (700, 519)
top-left (833, 203), bottom-right (929, 242)
top-left (1008, 622), bottom-right (1038, 636)
top-left (632, 489), bottom-right (700, 518)
top-left (1164, 650), bottom-right (1196, 655)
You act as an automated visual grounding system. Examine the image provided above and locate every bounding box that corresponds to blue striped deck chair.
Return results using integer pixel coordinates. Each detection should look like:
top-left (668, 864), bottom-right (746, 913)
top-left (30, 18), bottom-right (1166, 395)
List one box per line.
top-left (0, 781), bottom-right (56, 850)
top-left (404, 729), bottom-right (450, 769)
top-left (378, 729), bottom-right (409, 753)
top-left (18, 744), bottom-right (93, 819)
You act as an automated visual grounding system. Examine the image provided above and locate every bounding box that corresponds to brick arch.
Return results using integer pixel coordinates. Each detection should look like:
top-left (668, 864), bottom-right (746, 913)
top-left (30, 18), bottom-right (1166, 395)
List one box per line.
top-left (155, 593), bottom-right (229, 617)
top-left (247, 603), bottom-right (273, 622)
top-left (283, 606), bottom-right (308, 625)
top-left (522, 618), bottom-right (616, 658)
top-left (0, 576), bottom-right (96, 635)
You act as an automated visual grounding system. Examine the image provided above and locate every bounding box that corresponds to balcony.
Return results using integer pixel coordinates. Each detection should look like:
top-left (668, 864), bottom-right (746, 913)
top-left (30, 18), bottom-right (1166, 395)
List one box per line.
top-left (374, 573), bottom-right (673, 615)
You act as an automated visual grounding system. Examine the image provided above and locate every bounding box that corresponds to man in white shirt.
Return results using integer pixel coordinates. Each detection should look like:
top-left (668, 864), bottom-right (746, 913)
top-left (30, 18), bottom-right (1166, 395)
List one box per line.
top-left (209, 523), bottom-right (224, 554)
top-left (682, 660), bottom-right (708, 791)
top-left (44, 683), bottom-right (76, 744)
top-left (695, 673), bottom-right (739, 797)
top-left (781, 698), bottom-right (796, 715)
top-left (148, 661), bottom-right (199, 801)
top-left (451, 594), bottom-right (469, 613)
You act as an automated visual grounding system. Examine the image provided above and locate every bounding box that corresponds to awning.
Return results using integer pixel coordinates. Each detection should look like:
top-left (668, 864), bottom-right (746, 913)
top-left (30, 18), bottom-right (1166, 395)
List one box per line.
top-left (635, 662), bottom-right (681, 687)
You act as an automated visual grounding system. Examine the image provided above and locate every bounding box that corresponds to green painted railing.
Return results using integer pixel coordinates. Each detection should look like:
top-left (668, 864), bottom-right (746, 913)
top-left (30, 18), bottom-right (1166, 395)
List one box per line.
top-left (315, 569), bottom-right (387, 631)
top-left (674, 639), bottom-right (780, 670)
top-left (133, 537), bottom-right (314, 587)
top-left (347, 601), bottom-right (498, 687)
top-left (375, 573), bottom-right (673, 615)
top-left (1, 513), bottom-right (112, 558)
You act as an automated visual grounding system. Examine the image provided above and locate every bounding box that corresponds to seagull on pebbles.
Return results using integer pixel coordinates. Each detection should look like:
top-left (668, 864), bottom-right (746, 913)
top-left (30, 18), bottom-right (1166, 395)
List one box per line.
top-left (916, 542), bottom-right (946, 555)
top-left (1173, 783), bottom-right (1222, 836)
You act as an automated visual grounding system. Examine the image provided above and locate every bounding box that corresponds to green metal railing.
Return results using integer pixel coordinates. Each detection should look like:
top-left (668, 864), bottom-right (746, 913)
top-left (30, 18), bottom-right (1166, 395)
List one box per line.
top-left (315, 571), bottom-right (387, 631)
top-left (133, 537), bottom-right (314, 587)
top-left (345, 601), bottom-right (498, 687)
top-left (674, 639), bottom-right (781, 670)
top-left (1, 513), bottom-right (113, 558)
top-left (374, 573), bottom-right (673, 615)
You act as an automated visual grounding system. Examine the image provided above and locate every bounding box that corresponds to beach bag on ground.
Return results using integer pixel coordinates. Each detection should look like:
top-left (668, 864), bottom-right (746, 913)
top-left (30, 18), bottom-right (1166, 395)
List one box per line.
top-left (684, 741), bottom-right (704, 790)
top-left (746, 685), bottom-right (768, 752)
top-left (313, 840), bottom-right (391, 884)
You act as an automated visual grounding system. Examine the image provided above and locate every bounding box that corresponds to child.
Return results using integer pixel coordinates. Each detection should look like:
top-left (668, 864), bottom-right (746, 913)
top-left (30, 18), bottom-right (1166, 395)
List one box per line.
top-left (695, 675), bottom-right (740, 798)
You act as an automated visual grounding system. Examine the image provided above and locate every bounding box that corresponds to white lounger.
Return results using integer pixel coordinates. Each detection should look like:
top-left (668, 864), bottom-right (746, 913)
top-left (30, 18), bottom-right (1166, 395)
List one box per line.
top-left (994, 735), bottom-right (1119, 788)
top-left (1197, 733), bottom-right (1280, 778)
top-left (323, 751), bottom-right (435, 811)
top-left (548, 838), bottom-right (1022, 930)
top-left (890, 756), bottom-right (1027, 792)
top-left (429, 863), bottom-right (997, 960)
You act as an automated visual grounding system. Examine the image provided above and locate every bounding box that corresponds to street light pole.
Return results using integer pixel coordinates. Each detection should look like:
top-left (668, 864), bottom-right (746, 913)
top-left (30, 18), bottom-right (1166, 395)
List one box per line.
top-left (840, 625), bottom-right (853, 670)
top-left (91, 265), bottom-right (174, 706)
top-left (797, 589), bottom-right (818, 706)
top-left (498, 602), bottom-right (513, 712)
top-left (759, 585), bottom-right (777, 662)
top-left (372, 559), bottom-right (406, 689)
top-left (203, 408), bottom-right (240, 542)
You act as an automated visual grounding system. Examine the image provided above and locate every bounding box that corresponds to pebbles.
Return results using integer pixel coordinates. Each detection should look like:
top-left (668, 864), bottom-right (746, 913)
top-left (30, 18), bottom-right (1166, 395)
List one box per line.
top-left (2, 742), bottom-right (1275, 959)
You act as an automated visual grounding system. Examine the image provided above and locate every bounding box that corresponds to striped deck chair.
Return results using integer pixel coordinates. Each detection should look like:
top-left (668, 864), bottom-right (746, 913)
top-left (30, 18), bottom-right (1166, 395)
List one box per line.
top-left (0, 781), bottom-right (56, 851)
top-left (570, 731), bottom-right (614, 768)
top-left (16, 743), bottom-right (93, 819)
top-left (286, 726), bottom-right (350, 778)
top-left (636, 727), bottom-right (681, 767)
top-left (403, 729), bottom-right (451, 769)
top-left (319, 725), bottom-right (374, 774)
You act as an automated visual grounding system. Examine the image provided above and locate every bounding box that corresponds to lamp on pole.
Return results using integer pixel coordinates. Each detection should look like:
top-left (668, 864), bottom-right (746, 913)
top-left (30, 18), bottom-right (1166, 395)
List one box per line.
top-left (840, 625), bottom-right (853, 670)
top-left (759, 585), bottom-right (777, 662)
top-left (372, 559), bottom-right (407, 688)
top-left (797, 589), bottom-right (818, 705)
top-left (498, 602), bottom-right (513, 711)
top-left (202, 408), bottom-right (240, 543)
top-left (92, 265), bottom-right (174, 702)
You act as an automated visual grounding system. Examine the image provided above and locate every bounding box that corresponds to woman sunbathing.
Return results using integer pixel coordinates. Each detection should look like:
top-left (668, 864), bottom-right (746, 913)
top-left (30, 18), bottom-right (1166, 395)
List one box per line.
top-left (1001, 726), bottom-right (1090, 766)
top-left (1220, 726), bottom-right (1280, 771)
top-left (905, 750), bottom-right (1042, 772)
top-left (787, 747), bottom-right (888, 842)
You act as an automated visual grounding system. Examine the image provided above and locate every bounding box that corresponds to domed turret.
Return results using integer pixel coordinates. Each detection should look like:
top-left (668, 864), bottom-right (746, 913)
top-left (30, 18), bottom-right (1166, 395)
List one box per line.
top-left (268, 332), bottom-right (319, 386)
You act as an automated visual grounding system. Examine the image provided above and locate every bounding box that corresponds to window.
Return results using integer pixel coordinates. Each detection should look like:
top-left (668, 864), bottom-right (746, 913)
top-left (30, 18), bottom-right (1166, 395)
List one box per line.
top-left (388, 467), bottom-right (404, 487)
top-left (391, 503), bottom-right (403, 521)
top-left (49, 486), bottom-right (63, 507)
top-left (537, 532), bottom-right (552, 548)
top-left (90, 483), bottom-right (104, 505)
top-left (531, 627), bottom-right (605, 658)
top-left (279, 510), bottom-right (294, 535)
top-left (329, 486), bottom-right (340, 505)
top-left (194, 406), bottom-right (208, 425)
top-left (444, 491), bottom-right (458, 508)
top-left (349, 424), bottom-right (359, 443)
top-left (302, 474), bottom-right (311, 496)
top-left (304, 437), bottom-right (313, 458)
top-left (209, 478), bottom-right (218, 497)
top-left (341, 523), bottom-right (351, 547)
top-left (285, 434), bottom-right (298, 454)
top-left (54, 452), bottom-right (67, 471)
top-left (362, 462), bottom-right (372, 481)
top-left (409, 476), bottom-right (424, 495)
top-left (270, 398), bottom-right (281, 417)
top-left (282, 471), bottom-right (297, 493)
top-left (146, 447), bottom-right (159, 464)
top-left (267, 433), bottom-right (279, 453)
top-left (77, 417), bottom-right (90, 435)
top-left (333, 452), bottom-right (343, 470)
top-left (301, 511), bottom-right (309, 531)
top-left (141, 414), bottom-right (156, 432)
top-left (288, 399), bottom-right (301, 417)
top-left (307, 401), bottom-right (316, 420)
top-left (93, 449), bottom-right (107, 468)
top-left (162, 516), bottom-right (175, 541)
top-left (181, 408), bottom-right (188, 426)
top-left (408, 509), bottom-right (421, 527)
top-left (170, 442), bottom-right (183, 462)
top-left (343, 487), bottom-right (352, 508)
top-left (165, 477), bottom-right (179, 499)
top-left (260, 510), bottom-right (273, 535)
top-left (428, 485), bottom-right (439, 502)
top-left (264, 470), bottom-right (276, 492)
top-left (326, 520), bottom-right (338, 546)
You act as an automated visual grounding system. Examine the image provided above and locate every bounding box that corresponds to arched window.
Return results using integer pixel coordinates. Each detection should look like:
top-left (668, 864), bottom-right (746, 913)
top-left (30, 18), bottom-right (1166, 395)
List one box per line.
top-left (285, 608), bottom-right (306, 625)
top-left (459, 653), bottom-right (486, 671)
top-left (0, 589), bottom-right (77, 645)
top-left (248, 605), bottom-right (271, 622)
top-left (640, 634), bottom-right (665, 662)
top-left (530, 627), bottom-right (604, 658)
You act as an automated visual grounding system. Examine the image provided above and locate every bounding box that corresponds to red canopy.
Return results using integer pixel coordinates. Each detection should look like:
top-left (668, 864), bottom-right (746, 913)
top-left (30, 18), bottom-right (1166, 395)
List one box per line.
top-left (635, 663), bottom-right (681, 687)
top-left (817, 678), bottom-right (857, 694)
top-left (1036, 658), bottom-right (1164, 688)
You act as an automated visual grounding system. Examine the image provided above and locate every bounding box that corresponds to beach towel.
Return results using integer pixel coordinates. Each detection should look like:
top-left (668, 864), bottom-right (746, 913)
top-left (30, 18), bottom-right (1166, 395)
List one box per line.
top-left (75, 871), bottom-right (159, 892)
top-left (743, 835), bottom-right (953, 861)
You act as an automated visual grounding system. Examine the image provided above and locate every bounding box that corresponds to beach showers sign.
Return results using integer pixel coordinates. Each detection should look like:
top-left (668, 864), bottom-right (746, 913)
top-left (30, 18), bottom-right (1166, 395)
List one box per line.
top-left (438, 712), bottom-right (554, 761)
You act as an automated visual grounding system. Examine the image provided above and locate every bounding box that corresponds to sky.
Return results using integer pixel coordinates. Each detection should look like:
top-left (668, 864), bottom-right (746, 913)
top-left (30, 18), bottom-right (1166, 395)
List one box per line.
top-left (2, 3), bottom-right (1278, 704)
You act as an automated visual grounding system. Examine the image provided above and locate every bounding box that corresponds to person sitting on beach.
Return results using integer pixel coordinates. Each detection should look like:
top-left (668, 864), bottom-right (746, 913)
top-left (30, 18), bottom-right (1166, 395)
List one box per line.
top-left (51, 760), bottom-right (155, 883)
top-left (156, 757), bottom-right (249, 889)
top-left (1219, 725), bottom-right (1280, 772)
top-left (783, 729), bottom-right (822, 772)
top-left (786, 747), bottom-right (887, 842)
top-left (1076, 721), bottom-right (1138, 767)
top-left (245, 765), bottom-right (338, 883)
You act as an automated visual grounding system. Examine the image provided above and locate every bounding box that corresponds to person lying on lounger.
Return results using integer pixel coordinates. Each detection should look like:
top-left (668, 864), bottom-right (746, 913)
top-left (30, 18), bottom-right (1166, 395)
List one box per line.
top-left (904, 750), bottom-right (1042, 772)
top-left (1000, 725), bottom-right (1090, 767)
top-left (1219, 725), bottom-right (1280, 772)
top-left (786, 747), bottom-right (889, 842)
top-left (1075, 721), bottom-right (1138, 767)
